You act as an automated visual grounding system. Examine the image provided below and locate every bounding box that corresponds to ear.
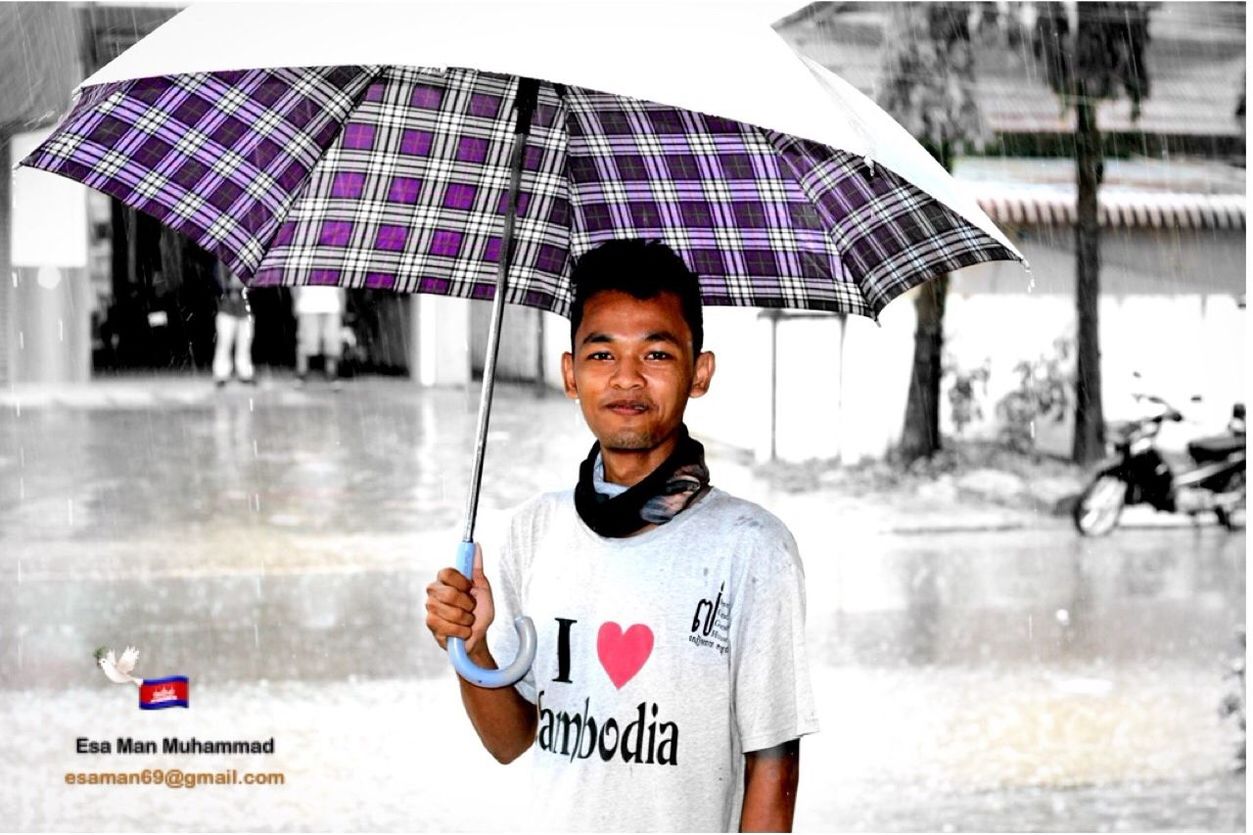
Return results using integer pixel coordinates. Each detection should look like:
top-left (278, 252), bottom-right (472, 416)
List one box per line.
top-left (561, 351), bottom-right (578, 399)
top-left (689, 351), bottom-right (715, 398)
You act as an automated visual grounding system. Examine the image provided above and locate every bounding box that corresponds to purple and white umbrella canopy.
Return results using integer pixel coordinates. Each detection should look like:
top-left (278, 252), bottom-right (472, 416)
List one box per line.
top-left (22, 3), bottom-right (1024, 322)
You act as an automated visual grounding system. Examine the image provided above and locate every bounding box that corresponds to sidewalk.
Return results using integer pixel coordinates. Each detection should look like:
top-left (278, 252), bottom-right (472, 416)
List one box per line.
top-left (748, 440), bottom-right (1218, 534)
top-left (0, 372), bottom-right (1214, 535)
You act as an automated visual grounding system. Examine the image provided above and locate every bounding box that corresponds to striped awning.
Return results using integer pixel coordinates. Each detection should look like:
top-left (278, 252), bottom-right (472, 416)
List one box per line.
top-left (974, 188), bottom-right (1246, 231)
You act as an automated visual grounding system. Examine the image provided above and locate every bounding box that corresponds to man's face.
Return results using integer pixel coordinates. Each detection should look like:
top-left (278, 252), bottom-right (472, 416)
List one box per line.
top-left (562, 290), bottom-right (715, 454)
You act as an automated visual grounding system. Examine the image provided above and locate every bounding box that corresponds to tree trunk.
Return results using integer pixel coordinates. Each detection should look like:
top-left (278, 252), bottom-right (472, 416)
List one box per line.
top-left (1072, 94), bottom-right (1105, 464)
top-left (158, 225), bottom-right (185, 296)
top-left (899, 141), bottom-right (953, 464)
top-left (899, 274), bottom-right (950, 463)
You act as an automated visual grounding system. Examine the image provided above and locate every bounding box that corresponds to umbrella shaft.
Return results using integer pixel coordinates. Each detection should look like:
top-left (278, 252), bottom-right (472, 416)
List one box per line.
top-left (461, 77), bottom-right (540, 543)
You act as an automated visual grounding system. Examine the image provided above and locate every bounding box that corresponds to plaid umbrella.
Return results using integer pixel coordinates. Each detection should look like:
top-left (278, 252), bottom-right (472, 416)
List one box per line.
top-left (22, 4), bottom-right (1024, 321)
top-left (20, 3), bottom-right (1025, 686)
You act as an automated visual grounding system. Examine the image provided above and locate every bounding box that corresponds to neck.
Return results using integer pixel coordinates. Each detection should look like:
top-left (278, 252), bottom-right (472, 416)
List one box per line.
top-left (601, 435), bottom-right (681, 487)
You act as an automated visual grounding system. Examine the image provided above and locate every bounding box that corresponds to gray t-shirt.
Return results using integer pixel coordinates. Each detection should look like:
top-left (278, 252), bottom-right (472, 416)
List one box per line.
top-left (486, 486), bottom-right (819, 832)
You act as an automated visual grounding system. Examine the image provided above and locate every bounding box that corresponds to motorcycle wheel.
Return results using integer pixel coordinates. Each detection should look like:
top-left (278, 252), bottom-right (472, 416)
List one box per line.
top-left (1215, 470), bottom-right (1246, 532)
top-left (1073, 474), bottom-right (1126, 536)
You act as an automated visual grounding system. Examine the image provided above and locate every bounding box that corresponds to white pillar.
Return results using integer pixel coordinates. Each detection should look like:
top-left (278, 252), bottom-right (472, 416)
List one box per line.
top-left (416, 294), bottom-right (471, 387)
top-left (9, 128), bottom-right (91, 384)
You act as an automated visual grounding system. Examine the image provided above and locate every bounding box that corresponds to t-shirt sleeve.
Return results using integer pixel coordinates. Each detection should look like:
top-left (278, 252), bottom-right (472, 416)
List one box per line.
top-left (729, 522), bottom-right (820, 753)
top-left (484, 506), bottom-right (539, 705)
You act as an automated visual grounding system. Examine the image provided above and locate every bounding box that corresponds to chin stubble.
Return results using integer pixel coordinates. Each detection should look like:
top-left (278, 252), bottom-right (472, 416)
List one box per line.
top-left (601, 429), bottom-right (658, 450)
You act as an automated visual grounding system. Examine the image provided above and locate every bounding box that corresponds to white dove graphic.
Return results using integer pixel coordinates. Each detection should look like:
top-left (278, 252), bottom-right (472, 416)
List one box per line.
top-left (96, 646), bottom-right (142, 686)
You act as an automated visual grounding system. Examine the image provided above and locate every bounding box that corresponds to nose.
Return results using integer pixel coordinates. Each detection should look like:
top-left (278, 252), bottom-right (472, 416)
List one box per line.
top-left (610, 354), bottom-right (644, 389)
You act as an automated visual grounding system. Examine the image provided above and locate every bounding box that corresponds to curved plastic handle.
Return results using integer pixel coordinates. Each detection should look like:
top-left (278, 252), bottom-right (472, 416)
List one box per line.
top-left (447, 539), bottom-right (537, 688)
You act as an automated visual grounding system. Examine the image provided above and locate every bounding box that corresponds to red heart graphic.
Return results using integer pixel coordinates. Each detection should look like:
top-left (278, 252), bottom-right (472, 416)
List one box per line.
top-left (596, 622), bottom-right (654, 689)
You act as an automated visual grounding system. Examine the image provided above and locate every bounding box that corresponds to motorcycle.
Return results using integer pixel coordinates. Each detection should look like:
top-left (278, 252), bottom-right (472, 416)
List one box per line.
top-left (1073, 392), bottom-right (1246, 536)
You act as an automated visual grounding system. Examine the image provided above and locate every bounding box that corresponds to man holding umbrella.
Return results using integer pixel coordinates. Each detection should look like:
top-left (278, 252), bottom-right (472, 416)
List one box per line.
top-left (426, 239), bottom-right (818, 832)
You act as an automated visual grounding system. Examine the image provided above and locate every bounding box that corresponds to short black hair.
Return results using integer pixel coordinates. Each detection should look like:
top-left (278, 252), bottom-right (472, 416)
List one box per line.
top-left (569, 239), bottom-right (704, 356)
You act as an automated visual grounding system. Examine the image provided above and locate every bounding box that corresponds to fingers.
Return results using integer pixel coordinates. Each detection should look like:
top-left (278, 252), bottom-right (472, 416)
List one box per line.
top-left (424, 607), bottom-right (472, 645)
top-left (427, 598), bottom-right (475, 628)
top-left (436, 566), bottom-right (472, 593)
top-left (471, 543), bottom-right (493, 592)
top-left (425, 573), bottom-right (478, 650)
top-left (425, 614), bottom-right (472, 647)
top-left (427, 577), bottom-right (475, 611)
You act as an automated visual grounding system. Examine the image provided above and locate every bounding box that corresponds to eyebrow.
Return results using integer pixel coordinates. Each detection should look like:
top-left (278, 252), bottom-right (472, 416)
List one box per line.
top-left (580, 330), bottom-right (683, 347)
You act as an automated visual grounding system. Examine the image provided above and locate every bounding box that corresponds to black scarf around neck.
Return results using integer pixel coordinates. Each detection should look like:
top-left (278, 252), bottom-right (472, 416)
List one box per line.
top-left (574, 425), bottom-right (711, 538)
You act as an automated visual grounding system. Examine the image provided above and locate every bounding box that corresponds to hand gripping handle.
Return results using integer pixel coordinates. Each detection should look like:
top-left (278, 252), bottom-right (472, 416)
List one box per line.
top-left (447, 539), bottom-right (536, 688)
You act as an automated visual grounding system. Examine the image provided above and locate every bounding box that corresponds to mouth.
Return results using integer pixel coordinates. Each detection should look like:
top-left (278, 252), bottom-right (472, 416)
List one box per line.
top-left (605, 401), bottom-right (650, 416)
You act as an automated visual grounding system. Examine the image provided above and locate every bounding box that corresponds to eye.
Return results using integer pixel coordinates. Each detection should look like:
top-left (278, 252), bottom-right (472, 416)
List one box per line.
top-left (646, 350), bottom-right (673, 360)
top-left (586, 351), bottom-right (612, 361)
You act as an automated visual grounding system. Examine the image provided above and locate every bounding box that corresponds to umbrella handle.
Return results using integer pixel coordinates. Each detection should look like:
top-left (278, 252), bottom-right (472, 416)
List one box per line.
top-left (447, 539), bottom-right (537, 688)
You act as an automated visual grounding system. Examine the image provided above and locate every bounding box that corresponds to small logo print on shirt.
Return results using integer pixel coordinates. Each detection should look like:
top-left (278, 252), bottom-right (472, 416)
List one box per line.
top-left (689, 583), bottom-right (730, 656)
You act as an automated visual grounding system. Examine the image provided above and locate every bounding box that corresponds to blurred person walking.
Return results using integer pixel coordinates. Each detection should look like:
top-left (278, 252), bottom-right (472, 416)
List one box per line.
top-left (211, 262), bottom-right (254, 386)
top-left (293, 285), bottom-right (346, 388)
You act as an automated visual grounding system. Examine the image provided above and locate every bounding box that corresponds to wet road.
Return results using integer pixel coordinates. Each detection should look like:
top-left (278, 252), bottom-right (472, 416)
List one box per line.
top-left (3, 525), bottom-right (1243, 688)
top-left (0, 378), bottom-right (1244, 830)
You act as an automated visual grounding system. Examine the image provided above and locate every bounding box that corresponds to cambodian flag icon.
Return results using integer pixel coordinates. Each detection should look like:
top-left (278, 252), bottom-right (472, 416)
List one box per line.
top-left (139, 676), bottom-right (190, 710)
top-left (95, 646), bottom-right (190, 709)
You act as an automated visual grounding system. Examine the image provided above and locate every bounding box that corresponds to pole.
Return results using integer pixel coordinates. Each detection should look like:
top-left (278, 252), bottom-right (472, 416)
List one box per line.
top-left (0, 135), bottom-right (11, 385)
top-left (459, 76), bottom-right (539, 544)
top-left (770, 309), bottom-right (779, 462)
top-left (535, 307), bottom-right (546, 396)
top-left (836, 312), bottom-right (846, 465)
